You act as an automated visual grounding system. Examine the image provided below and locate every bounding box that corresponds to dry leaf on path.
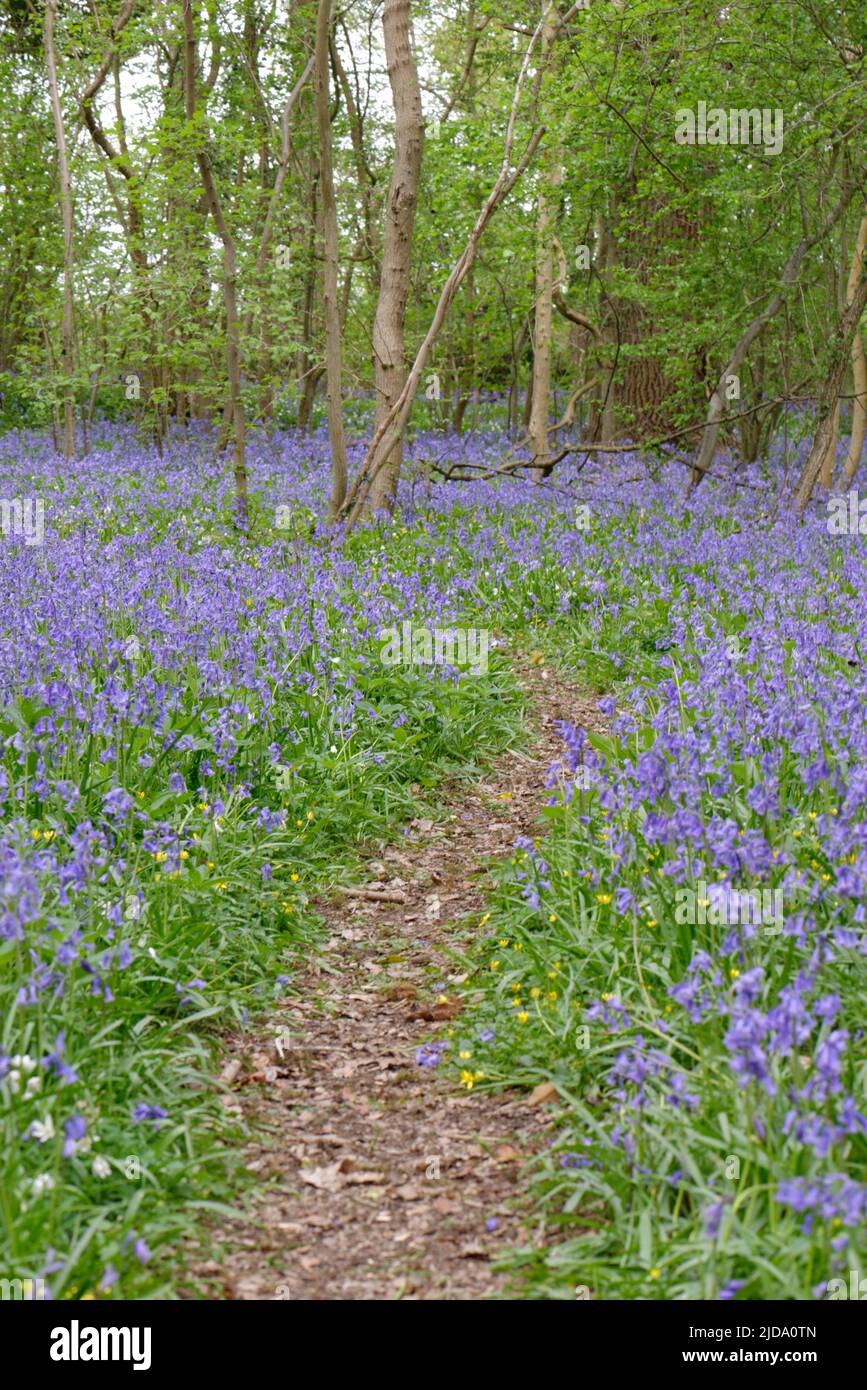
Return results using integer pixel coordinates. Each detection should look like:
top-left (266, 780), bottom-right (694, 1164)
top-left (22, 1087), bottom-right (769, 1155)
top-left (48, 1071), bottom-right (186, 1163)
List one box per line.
top-left (527, 1081), bottom-right (559, 1107)
top-left (299, 1158), bottom-right (385, 1191)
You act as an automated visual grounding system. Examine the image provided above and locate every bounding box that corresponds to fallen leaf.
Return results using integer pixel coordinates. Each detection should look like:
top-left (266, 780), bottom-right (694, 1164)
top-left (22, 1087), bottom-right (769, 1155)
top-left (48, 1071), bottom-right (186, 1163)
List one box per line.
top-left (298, 1158), bottom-right (353, 1191)
top-left (527, 1081), bottom-right (559, 1106)
top-left (432, 1196), bottom-right (458, 1215)
top-left (393, 1183), bottom-right (422, 1201)
top-left (410, 999), bottom-right (462, 1022)
top-left (495, 1145), bottom-right (521, 1163)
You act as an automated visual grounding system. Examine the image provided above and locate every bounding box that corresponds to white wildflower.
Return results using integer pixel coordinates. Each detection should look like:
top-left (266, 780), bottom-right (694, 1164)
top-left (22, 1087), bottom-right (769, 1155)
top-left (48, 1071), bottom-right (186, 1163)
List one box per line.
top-left (31, 1115), bottom-right (55, 1143)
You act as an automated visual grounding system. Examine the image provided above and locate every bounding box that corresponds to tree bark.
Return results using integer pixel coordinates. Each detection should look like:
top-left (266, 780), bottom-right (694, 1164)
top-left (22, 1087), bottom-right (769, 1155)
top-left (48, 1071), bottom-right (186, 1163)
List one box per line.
top-left (45, 0), bottom-right (76, 459)
top-left (795, 261), bottom-right (867, 508)
top-left (339, 20), bottom-right (549, 526)
top-left (237, 55), bottom-right (314, 423)
top-left (528, 0), bottom-right (558, 480)
top-left (315, 0), bottom-right (348, 520)
top-left (819, 399), bottom-right (840, 488)
top-left (183, 0), bottom-right (247, 522)
top-left (691, 181), bottom-right (857, 492)
top-left (366, 0), bottom-right (424, 516)
top-left (844, 215), bottom-right (867, 482)
top-left (297, 167), bottom-right (319, 433)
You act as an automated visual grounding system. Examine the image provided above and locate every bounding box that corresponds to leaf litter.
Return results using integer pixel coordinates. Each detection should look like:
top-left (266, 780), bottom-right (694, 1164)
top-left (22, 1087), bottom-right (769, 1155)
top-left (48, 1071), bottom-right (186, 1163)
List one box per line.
top-left (197, 655), bottom-right (606, 1300)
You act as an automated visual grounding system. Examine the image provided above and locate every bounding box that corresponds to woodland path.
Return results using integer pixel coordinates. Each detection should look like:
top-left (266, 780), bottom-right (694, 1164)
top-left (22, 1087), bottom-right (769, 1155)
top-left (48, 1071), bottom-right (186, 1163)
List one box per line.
top-left (198, 653), bottom-right (604, 1300)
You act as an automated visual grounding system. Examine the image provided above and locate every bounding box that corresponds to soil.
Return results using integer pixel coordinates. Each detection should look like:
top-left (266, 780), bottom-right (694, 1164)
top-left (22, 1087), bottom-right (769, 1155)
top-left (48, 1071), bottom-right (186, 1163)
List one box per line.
top-left (196, 652), bottom-right (605, 1300)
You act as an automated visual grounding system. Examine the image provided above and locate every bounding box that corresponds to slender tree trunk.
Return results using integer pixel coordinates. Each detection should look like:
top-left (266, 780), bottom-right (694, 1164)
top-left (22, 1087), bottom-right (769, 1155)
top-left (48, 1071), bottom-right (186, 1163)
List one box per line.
top-left (528, 0), bottom-right (558, 480)
top-left (819, 399), bottom-right (840, 488)
top-left (844, 215), bottom-right (867, 482)
top-left (819, 220), bottom-right (851, 487)
top-left (315, 0), bottom-right (348, 520)
top-left (586, 207), bottom-right (617, 445)
top-left (233, 55), bottom-right (314, 423)
top-left (365, 0), bottom-right (424, 516)
top-left (796, 264), bottom-right (867, 509)
top-left (340, 28), bottom-right (547, 527)
top-left (183, 0), bottom-right (247, 522)
top-left (330, 33), bottom-right (380, 286)
top-left (45, 0), bottom-right (76, 459)
top-left (297, 169), bottom-right (319, 433)
top-left (692, 182), bottom-right (856, 492)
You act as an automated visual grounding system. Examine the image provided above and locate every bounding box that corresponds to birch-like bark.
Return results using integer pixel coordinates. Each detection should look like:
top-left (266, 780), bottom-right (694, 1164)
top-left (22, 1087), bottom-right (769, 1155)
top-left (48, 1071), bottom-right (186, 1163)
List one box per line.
top-left (45, 0), bottom-right (76, 459)
top-left (844, 215), bottom-right (867, 482)
top-left (528, 0), bottom-right (558, 480)
top-left (339, 5), bottom-right (580, 525)
top-left (366, 0), bottom-right (423, 515)
top-left (795, 261), bottom-right (867, 508)
top-left (183, 0), bottom-right (247, 521)
top-left (315, 0), bottom-right (347, 519)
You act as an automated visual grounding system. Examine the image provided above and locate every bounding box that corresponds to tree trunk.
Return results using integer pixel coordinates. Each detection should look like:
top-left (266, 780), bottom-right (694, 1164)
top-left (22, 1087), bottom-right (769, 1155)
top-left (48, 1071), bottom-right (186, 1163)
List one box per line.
top-left (45, 0), bottom-right (76, 459)
top-left (183, 0), bottom-right (247, 523)
top-left (315, 0), bottom-right (348, 520)
top-left (586, 208), bottom-right (617, 445)
top-left (340, 92), bottom-right (546, 524)
top-left (819, 399), bottom-right (840, 488)
top-left (692, 181), bottom-right (856, 492)
top-left (528, 0), bottom-right (558, 480)
top-left (795, 263), bottom-right (867, 509)
top-left (297, 169), bottom-right (319, 433)
top-left (844, 215), bottom-right (867, 482)
top-left (366, 0), bottom-right (423, 516)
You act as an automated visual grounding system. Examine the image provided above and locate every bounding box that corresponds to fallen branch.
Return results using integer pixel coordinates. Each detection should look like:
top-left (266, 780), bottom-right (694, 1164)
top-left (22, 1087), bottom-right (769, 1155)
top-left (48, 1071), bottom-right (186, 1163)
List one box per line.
top-left (338, 887), bottom-right (409, 904)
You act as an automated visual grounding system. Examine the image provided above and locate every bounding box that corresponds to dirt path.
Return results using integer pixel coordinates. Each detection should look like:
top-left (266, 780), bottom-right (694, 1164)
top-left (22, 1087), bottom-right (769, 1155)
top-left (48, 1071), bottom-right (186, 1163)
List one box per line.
top-left (200, 654), bottom-right (604, 1300)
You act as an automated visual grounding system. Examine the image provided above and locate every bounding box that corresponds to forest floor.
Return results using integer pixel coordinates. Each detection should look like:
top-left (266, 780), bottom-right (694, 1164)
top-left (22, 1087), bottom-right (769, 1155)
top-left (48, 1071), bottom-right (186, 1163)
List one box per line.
top-left (197, 653), bottom-right (605, 1300)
